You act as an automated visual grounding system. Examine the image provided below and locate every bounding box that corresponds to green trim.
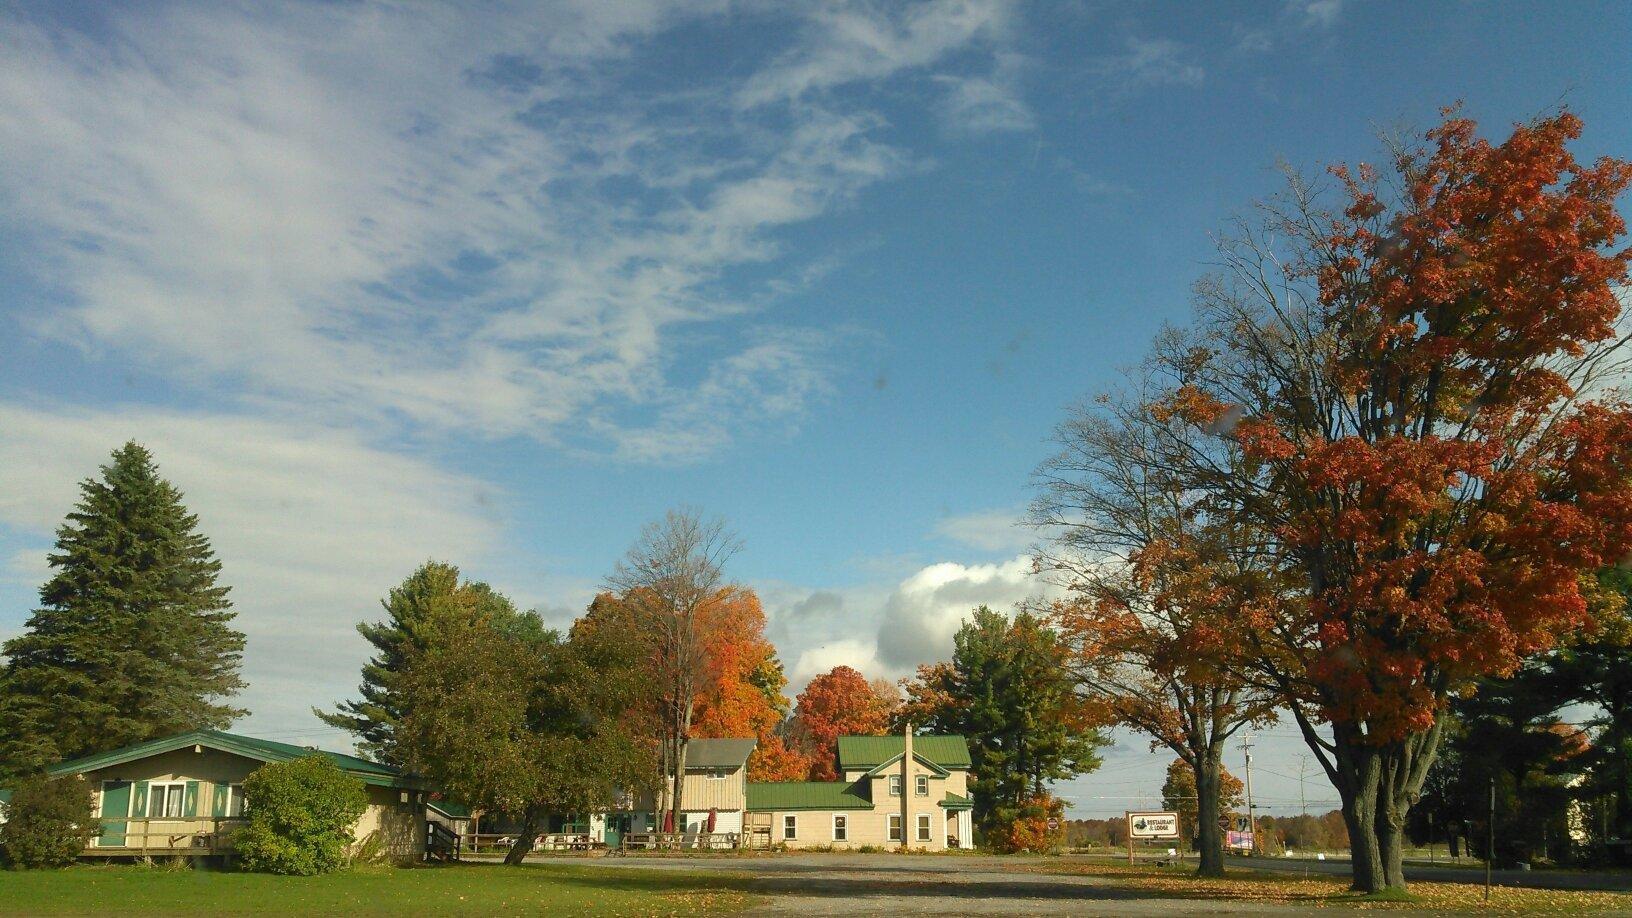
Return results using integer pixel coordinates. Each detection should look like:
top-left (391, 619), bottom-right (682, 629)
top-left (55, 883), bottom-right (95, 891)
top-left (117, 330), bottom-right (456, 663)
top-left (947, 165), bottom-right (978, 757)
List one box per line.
top-left (939, 792), bottom-right (973, 810)
top-left (860, 751), bottom-right (950, 779)
top-left (47, 730), bottom-right (421, 790)
top-left (183, 780), bottom-right (200, 817)
top-left (212, 784), bottom-right (228, 818)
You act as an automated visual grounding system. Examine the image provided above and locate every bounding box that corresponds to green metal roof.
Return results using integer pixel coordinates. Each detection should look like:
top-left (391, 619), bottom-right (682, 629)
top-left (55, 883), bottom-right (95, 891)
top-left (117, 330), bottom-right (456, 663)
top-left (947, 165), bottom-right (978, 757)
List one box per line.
top-left (939, 792), bottom-right (973, 809)
top-left (836, 735), bottom-right (971, 771)
top-left (746, 781), bottom-right (873, 811)
top-left (429, 798), bottom-right (472, 818)
top-left (47, 730), bottom-right (417, 789)
top-left (860, 752), bottom-right (950, 779)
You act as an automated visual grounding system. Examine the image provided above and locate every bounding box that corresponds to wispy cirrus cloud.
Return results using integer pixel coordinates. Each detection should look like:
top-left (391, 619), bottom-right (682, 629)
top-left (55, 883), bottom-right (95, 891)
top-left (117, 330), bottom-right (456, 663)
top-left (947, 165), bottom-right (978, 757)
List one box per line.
top-left (0, 1), bottom-right (1020, 463)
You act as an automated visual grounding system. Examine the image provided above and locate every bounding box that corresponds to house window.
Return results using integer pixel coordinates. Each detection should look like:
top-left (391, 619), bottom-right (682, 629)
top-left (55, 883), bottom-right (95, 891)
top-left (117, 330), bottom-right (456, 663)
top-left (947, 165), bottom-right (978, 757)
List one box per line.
top-left (915, 775), bottom-right (929, 796)
top-left (888, 775), bottom-right (901, 796)
top-left (707, 768), bottom-right (728, 780)
top-left (224, 785), bottom-right (245, 818)
top-left (916, 813), bottom-right (932, 842)
top-left (832, 814), bottom-right (847, 842)
top-left (782, 814), bottom-right (797, 840)
top-left (888, 814), bottom-right (902, 842)
top-left (147, 782), bottom-right (185, 818)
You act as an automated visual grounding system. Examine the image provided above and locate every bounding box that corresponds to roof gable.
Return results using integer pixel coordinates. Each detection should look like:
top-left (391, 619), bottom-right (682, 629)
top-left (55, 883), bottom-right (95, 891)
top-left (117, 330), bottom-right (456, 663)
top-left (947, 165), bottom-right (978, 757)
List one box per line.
top-left (836, 735), bottom-right (971, 771)
top-left (861, 751), bottom-right (950, 779)
top-left (47, 730), bottom-right (414, 788)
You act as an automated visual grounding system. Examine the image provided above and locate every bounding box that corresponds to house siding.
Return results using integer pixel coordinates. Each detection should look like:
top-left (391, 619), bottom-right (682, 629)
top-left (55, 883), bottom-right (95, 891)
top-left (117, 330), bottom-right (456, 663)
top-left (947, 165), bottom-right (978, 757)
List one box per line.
top-left (77, 744), bottom-right (425, 863)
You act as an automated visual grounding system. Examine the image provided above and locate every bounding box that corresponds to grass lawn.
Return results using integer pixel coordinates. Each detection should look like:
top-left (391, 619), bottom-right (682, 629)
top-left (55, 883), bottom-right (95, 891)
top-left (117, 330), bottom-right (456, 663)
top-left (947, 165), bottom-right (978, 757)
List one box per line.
top-left (1025, 861), bottom-right (1632, 913)
top-left (0, 862), bottom-right (762, 916)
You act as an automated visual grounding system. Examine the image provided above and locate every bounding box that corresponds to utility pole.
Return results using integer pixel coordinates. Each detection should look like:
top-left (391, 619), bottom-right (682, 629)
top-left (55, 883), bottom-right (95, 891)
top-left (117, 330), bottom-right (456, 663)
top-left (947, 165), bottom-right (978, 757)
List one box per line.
top-left (1485, 775), bottom-right (1495, 902)
top-left (1241, 734), bottom-right (1258, 855)
top-left (1296, 755), bottom-right (1309, 818)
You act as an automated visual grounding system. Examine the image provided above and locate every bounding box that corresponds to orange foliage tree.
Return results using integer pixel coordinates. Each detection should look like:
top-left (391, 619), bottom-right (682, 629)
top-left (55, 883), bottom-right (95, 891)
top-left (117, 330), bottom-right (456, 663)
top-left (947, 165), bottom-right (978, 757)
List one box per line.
top-left (578, 586), bottom-right (804, 783)
top-left (790, 665), bottom-right (896, 780)
top-left (1143, 108), bottom-right (1632, 892)
top-left (1033, 403), bottom-right (1278, 876)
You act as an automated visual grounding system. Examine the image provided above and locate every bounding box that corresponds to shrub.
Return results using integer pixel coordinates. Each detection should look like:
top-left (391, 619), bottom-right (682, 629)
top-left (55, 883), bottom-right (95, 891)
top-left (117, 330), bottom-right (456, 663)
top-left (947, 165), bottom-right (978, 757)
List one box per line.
top-left (0, 775), bottom-right (97, 868)
top-left (984, 794), bottom-right (1065, 854)
top-left (234, 756), bottom-right (367, 875)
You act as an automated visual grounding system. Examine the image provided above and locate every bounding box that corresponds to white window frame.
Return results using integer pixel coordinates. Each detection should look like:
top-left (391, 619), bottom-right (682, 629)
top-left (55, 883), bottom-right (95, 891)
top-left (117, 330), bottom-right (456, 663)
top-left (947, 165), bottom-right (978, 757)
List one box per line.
top-left (915, 775), bottom-right (929, 796)
top-left (782, 814), bottom-right (797, 840)
top-left (916, 813), bottom-right (932, 842)
top-left (224, 784), bottom-right (246, 818)
top-left (888, 813), bottom-right (903, 842)
top-left (832, 814), bottom-right (847, 841)
top-left (147, 782), bottom-right (186, 819)
top-left (888, 775), bottom-right (901, 796)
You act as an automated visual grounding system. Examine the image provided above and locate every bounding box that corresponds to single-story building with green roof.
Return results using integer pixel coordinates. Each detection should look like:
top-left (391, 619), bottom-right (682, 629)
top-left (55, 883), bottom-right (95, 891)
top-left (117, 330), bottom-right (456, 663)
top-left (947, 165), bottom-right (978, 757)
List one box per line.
top-left (745, 731), bottom-right (973, 850)
top-left (24, 729), bottom-right (430, 863)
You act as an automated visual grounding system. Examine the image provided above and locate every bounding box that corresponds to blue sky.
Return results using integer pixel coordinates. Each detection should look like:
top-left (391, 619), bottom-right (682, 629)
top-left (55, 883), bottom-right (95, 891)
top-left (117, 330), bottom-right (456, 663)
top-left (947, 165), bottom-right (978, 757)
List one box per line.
top-left (1, 0), bottom-right (1629, 817)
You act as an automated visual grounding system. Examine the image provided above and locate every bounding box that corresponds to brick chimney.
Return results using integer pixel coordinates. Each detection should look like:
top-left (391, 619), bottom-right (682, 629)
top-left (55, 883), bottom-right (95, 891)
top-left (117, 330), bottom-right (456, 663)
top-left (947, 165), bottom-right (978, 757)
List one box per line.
top-left (902, 722), bottom-right (912, 850)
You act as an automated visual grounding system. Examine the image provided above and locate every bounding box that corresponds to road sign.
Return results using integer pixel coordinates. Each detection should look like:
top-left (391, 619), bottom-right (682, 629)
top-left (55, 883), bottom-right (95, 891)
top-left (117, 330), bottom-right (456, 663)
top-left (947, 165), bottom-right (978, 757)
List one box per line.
top-left (1127, 811), bottom-right (1180, 839)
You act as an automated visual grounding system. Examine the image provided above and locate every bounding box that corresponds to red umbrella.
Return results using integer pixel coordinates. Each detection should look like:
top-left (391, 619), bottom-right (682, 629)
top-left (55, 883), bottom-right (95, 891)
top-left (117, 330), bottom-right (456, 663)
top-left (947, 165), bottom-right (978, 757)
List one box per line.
top-left (706, 808), bottom-right (718, 833)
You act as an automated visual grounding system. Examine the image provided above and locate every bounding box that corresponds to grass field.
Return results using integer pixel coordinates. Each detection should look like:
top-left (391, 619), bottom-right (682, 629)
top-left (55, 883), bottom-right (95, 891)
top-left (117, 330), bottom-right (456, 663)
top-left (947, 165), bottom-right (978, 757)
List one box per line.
top-left (1026, 861), bottom-right (1632, 913)
top-left (0, 863), bottom-right (761, 916)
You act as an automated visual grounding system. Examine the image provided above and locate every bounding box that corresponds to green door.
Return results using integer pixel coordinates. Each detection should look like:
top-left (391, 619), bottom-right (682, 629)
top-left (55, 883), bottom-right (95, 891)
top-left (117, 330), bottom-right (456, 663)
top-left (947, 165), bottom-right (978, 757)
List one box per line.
top-left (99, 781), bottom-right (132, 847)
top-left (605, 815), bottom-right (629, 848)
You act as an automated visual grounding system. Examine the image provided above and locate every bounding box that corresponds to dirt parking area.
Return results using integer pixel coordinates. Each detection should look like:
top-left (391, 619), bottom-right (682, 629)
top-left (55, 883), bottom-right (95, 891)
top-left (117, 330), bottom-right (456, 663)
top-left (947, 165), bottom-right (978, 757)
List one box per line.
top-left (536, 853), bottom-right (1341, 915)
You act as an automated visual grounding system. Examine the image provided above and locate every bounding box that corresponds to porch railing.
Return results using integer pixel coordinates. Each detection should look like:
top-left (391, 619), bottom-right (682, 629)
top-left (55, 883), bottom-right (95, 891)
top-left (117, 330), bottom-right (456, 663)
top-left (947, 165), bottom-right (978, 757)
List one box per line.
top-left (88, 817), bottom-right (246, 855)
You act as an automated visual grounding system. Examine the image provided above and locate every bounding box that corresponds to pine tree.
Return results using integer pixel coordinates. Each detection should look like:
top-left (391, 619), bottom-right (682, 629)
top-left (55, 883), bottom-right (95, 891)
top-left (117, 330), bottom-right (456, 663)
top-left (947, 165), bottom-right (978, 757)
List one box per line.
top-left (317, 561), bottom-right (538, 766)
top-left (0, 442), bottom-right (245, 779)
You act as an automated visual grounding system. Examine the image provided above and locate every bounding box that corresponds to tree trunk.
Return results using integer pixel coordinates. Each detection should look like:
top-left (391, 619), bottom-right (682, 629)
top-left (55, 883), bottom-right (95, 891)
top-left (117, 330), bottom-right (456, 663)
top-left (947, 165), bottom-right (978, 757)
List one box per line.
top-left (1194, 751), bottom-right (1226, 878)
top-left (504, 808), bottom-right (542, 865)
top-left (1340, 777), bottom-right (1384, 893)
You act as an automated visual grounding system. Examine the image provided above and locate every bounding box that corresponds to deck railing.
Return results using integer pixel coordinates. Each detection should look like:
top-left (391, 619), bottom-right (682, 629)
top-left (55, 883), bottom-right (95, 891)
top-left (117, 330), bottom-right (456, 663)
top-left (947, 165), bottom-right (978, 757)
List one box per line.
top-left (87, 817), bottom-right (246, 855)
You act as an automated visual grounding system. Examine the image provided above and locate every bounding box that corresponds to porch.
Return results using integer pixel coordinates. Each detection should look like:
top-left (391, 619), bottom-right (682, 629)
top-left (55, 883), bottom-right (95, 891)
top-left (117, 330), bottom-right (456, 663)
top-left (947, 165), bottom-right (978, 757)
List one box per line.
top-left (84, 816), bottom-right (246, 857)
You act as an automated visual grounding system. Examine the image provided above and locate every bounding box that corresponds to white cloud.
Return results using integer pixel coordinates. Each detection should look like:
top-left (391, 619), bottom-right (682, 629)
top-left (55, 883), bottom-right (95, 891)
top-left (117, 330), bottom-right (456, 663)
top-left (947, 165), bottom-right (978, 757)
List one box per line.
top-left (0, 2), bottom-right (997, 463)
top-left (0, 404), bottom-right (502, 737)
top-left (875, 554), bottom-right (1056, 669)
top-left (738, 0), bottom-right (1016, 107)
top-left (1096, 37), bottom-right (1205, 88)
top-left (935, 52), bottom-right (1034, 135)
top-left (1290, 0), bottom-right (1345, 29)
top-left (932, 507), bottom-right (1031, 552)
top-left (788, 638), bottom-right (887, 687)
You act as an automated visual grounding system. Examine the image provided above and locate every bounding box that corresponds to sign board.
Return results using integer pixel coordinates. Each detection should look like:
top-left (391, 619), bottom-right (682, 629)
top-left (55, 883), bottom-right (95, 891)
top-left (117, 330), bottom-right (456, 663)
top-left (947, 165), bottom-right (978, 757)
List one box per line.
top-left (1227, 830), bottom-right (1254, 850)
top-left (1127, 812), bottom-right (1180, 839)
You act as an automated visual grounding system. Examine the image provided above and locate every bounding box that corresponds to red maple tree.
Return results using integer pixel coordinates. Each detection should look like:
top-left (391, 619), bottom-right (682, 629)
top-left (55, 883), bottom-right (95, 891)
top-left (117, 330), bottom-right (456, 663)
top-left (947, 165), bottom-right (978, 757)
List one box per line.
top-left (791, 665), bottom-right (896, 780)
top-left (1154, 107), bottom-right (1632, 891)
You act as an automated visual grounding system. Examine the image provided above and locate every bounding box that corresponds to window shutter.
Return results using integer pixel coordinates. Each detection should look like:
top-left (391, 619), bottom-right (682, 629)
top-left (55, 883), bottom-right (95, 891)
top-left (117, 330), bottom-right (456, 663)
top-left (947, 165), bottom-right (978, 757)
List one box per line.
top-left (133, 781), bottom-right (150, 817)
top-left (184, 781), bottom-right (200, 817)
top-left (212, 784), bottom-right (228, 818)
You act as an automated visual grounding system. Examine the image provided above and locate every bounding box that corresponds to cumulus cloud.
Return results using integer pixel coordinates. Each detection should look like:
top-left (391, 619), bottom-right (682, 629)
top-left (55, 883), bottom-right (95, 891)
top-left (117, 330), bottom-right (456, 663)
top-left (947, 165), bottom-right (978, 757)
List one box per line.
top-left (0, 404), bottom-right (501, 737)
top-left (874, 554), bottom-right (1056, 670)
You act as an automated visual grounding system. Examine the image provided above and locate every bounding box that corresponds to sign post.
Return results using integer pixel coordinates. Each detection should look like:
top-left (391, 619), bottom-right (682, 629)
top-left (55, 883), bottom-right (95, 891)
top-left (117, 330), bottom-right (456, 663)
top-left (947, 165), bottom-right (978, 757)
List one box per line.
top-left (1125, 811), bottom-right (1180, 866)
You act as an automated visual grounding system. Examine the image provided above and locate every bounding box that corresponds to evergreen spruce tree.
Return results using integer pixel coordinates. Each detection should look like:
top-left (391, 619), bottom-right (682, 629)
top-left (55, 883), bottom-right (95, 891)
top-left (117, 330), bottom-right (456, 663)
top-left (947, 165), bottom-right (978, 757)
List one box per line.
top-left (0, 442), bottom-right (245, 779)
top-left (318, 561), bottom-right (539, 766)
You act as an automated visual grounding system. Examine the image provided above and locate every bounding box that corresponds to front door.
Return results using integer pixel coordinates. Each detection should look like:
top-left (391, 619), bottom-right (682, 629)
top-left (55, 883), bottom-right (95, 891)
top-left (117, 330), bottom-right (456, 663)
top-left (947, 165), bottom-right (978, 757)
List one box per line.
top-left (98, 781), bottom-right (131, 847)
top-left (605, 814), bottom-right (630, 848)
